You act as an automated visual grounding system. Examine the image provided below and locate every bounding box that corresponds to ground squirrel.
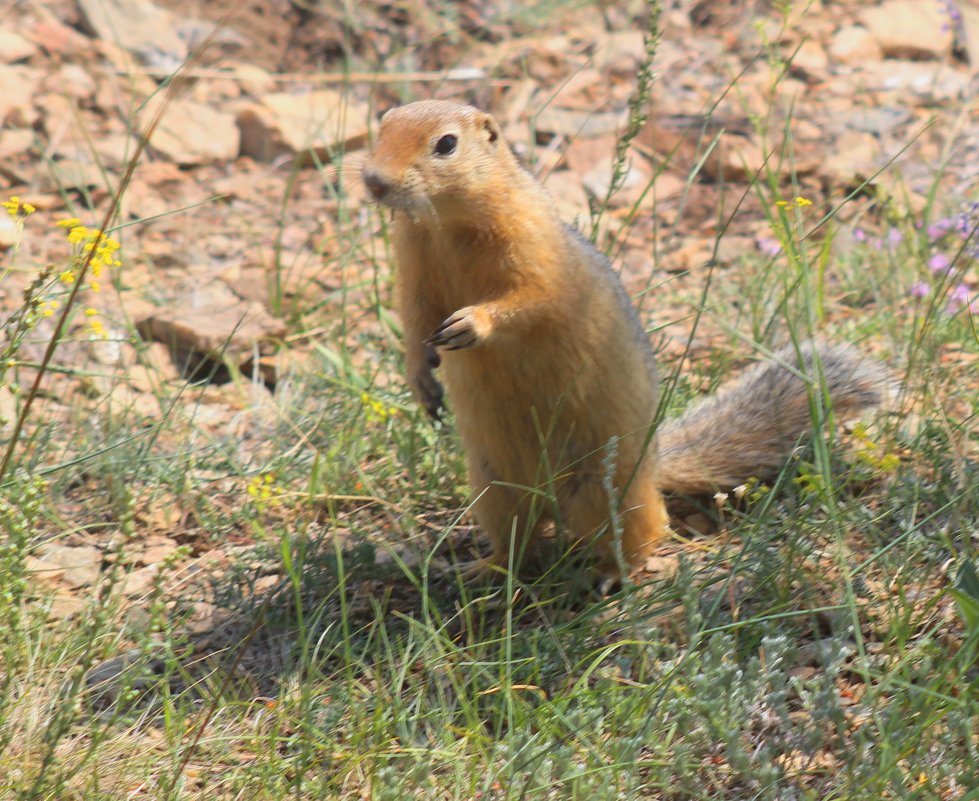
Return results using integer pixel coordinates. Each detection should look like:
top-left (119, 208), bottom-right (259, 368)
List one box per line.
top-left (363, 99), bottom-right (886, 578)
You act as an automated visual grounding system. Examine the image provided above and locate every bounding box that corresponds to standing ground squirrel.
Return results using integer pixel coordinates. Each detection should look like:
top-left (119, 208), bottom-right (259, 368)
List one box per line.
top-left (363, 99), bottom-right (886, 578)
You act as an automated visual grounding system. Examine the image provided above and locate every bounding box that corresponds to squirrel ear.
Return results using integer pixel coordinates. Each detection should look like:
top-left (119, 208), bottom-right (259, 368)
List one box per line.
top-left (480, 113), bottom-right (500, 145)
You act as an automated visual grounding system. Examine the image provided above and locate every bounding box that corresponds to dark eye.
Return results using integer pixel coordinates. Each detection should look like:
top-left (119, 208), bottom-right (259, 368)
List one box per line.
top-left (433, 134), bottom-right (458, 155)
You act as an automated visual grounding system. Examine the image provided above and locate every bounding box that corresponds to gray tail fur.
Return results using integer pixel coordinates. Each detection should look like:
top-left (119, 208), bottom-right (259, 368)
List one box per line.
top-left (656, 341), bottom-right (890, 495)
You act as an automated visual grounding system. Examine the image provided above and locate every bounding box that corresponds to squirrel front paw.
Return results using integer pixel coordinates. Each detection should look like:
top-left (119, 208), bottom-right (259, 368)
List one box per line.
top-left (427, 306), bottom-right (491, 351)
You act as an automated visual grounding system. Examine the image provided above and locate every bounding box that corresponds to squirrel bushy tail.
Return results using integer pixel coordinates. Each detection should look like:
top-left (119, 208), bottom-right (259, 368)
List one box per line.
top-left (656, 341), bottom-right (889, 495)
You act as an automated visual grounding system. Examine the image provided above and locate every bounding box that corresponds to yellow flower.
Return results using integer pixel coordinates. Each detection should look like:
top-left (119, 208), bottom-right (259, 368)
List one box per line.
top-left (67, 226), bottom-right (91, 245)
top-left (22, 202), bottom-right (35, 215)
top-left (794, 195), bottom-right (812, 207)
top-left (85, 307), bottom-right (98, 316)
top-left (2, 197), bottom-right (21, 218)
top-left (59, 270), bottom-right (76, 284)
top-left (90, 279), bottom-right (101, 293)
top-left (774, 199), bottom-right (790, 208)
top-left (246, 472), bottom-right (281, 506)
top-left (57, 217), bottom-right (82, 229)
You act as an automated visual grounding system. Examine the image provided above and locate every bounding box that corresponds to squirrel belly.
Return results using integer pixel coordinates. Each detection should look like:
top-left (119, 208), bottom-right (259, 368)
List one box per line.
top-left (363, 99), bottom-right (885, 578)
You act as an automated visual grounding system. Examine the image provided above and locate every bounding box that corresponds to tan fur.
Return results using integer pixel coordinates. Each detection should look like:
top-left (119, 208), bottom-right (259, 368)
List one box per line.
top-left (363, 100), bottom-right (885, 578)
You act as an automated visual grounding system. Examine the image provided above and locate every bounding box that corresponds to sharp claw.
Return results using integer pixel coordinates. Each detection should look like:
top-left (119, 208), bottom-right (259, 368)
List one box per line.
top-left (426, 398), bottom-right (443, 420)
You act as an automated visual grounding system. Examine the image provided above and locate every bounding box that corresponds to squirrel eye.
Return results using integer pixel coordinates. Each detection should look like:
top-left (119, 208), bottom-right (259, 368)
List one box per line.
top-left (433, 134), bottom-right (458, 155)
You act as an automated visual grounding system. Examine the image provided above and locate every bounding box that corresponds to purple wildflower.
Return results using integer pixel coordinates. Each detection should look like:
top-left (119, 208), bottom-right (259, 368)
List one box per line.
top-left (887, 227), bottom-right (903, 246)
top-left (928, 253), bottom-right (952, 273)
top-left (911, 281), bottom-right (930, 298)
top-left (927, 218), bottom-right (952, 240)
top-left (947, 283), bottom-right (973, 313)
top-left (853, 228), bottom-right (867, 242)
top-left (756, 237), bottom-right (782, 257)
top-left (956, 212), bottom-right (974, 237)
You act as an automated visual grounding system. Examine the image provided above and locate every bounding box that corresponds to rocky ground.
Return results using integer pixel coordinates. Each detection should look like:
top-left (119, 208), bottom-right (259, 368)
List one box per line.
top-left (2, 0), bottom-right (978, 620)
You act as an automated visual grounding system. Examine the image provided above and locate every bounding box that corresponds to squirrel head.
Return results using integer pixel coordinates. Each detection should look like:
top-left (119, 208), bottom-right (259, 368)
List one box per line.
top-left (363, 100), bottom-right (507, 218)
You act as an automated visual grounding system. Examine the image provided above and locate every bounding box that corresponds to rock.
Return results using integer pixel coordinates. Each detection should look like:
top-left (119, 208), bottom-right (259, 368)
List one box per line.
top-left (30, 14), bottom-right (91, 58)
top-left (643, 555), bottom-right (679, 574)
top-left (121, 564), bottom-right (160, 597)
top-left (0, 65), bottom-right (41, 127)
top-left (0, 383), bottom-right (16, 431)
top-left (140, 536), bottom-right (180, 565)
top-left (236, 91), bottom-right (369, 163)
top-left (0, 216), bottom-right (18, 249)
top-left (47, 594), bottom-right (86, 621)
top-left (41, 64), bottom-right (97, 100)
top-left (42, 158), bottom-right (106, 192)
top-left (106, 383), bottom-right (161, 419)
top-left (135, 284), bottom-right (287, 367)
top-left (822, 130), bottom-right (881, 184)
top-left (715, 235), bottom-right (755, 263)
top-left (541, 169), bottom-right (591, 221)
top-left (0, 128), bottom-right (34, 160)
top-left (829, 25), bottom-right (883, 65)
top-left (858, 61), bottom-right (971, 102)
top-left (534, 106), bottom-right (627, 139)
top-left (141, 95), bottom-right (240, 165)
top-left (77, 0), bottom-right (186, 70)
top-left (229, 62), bottom-right (276, 96)
top-left (787, 39), bottom-right (829, 80)
top-left (844, 106), bottom-right (912, 137)
top-left (25, 556), bottom-right (66, 583)
top-left (960, 3), bottom-right (979, 67)
top-left (582, 160), bottom-right (654, 207)
top-left (0, 27), bottom-right (36, 63)
top-left (860, 1), bottom-right (953, 60)
top-left (701, 133), bottom-right (765, 182)
top-left (35, 543), bottom-right (103, 588)
top-left (591, 30), bottom-right (648, 72)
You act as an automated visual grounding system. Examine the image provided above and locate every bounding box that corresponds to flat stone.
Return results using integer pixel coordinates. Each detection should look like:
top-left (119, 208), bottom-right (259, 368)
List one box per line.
top-left (844, 106), bottom-right (912, 136)
top-left (135, 284), bottom-right (287, 364)
top-left (121, 564), bottom-right (159, 597)
top-left (0, 27), bottom-right (37, 63)
top-left (140, 537), bottom-right (180, 565)
top-left (541, 169), bottom-right (591, 222)
top-left (860, 0), bottom-right (953, 60)
top-left (141, 95), bottom-right (240, 165)
top-left (788, 39), bottom-right (829, 80)
top-left (0, 64), bottom-right (41, 127)
top-left (236, 91), bottom-right (369, 163)
top-left (534, 106), bottom-right (627, 139)
top-left (41, 158), bottom-right (106, 192)
top-left (829, 25), bottom-right (883, 65)
top-left (0, 216), bottom-right (18, 249)
top-left (822, 130), bottom-right (881, 184)
top-left (35, 543), bottom-right (102, 588)
top-left (77, 0), bottom-right (185, 69)
top-left (582, 161), bottom-right (653, 206)
top-left (47, 594), bottom-right (86, 621)
top-left (25, 555), bottom-right (66, 583)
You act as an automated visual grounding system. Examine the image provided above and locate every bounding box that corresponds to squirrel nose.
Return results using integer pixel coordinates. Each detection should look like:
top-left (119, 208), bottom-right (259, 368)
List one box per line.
top-left (363, 169), bottom-right (391, 201)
